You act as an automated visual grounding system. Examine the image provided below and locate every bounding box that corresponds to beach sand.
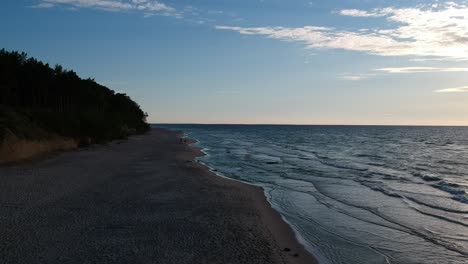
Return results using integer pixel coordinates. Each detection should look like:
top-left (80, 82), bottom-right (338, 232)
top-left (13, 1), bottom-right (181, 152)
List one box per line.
top-left (0, 128), bottom-right (316, 264)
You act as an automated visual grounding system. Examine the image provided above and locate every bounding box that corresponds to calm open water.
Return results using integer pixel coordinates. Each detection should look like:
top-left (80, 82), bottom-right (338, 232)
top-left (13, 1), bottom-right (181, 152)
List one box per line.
top-left (156, 125), bottom-right (468, 264)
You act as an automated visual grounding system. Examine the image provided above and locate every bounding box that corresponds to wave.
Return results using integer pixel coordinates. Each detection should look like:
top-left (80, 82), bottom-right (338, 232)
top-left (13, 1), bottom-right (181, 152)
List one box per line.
top-left (453, 195), bottom-right (468, 204)
top-left (357, 179), bottom-right (468, 214)
top-left (404, 196), bottom-right (468, 214)
top-left (314, 155), bottom-right (369, 172)
top-left (355, 154), bottom-right (386, 160)
top-left (404, 199), bottom-right (468, 228)
top-left (358, 180), bottom-right (403, 198)
top-left (437, 160), bottom-right (468, 166)
top-left (412, 172), bottom-right (442, 182)
top-left (300, 180), bottom-right (468, 258)
top-left (433, 181), bottom-right (467, 201)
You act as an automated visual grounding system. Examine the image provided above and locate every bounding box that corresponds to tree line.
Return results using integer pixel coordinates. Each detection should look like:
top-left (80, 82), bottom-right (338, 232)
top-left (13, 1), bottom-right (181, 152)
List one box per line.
top-left (0, 49), bottom-right (150, 143)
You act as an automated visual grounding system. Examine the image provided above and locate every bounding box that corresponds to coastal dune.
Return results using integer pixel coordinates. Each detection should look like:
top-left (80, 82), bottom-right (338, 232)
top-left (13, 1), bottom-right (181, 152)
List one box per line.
top-left (0, 133), bottom-right (78, 165)
top-left (0, 128), bottom-right (316, 264)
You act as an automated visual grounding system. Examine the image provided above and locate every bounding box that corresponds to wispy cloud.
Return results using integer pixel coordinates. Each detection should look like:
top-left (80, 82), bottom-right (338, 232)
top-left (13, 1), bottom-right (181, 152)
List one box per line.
top-left (32, 0), bottom-right (180, 17)
top-left (434, 86), bottom-right (468, 93)
top-left (341, 75), bottom-right (367, 81)
top-left (32, 2), bottom-right (55, 8)
top-left (338, 9), bottom-right (384, 17)
top-left (376, 67), bottom-right (468, 73)
top-left (216, 2), bottom-right (468, 60)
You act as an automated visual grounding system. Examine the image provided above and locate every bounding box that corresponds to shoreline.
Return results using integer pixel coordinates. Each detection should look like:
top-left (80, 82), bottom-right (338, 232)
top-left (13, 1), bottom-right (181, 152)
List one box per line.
top-left (182, 133), bottom-right (318, 264)
top-left (183, 133), bottom-right (318, 257)
top-left (193, 141), bottom-right (318, 254)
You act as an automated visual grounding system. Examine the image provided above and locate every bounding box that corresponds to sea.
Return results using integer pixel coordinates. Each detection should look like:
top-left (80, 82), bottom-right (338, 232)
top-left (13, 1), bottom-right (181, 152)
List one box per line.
top-left (156, 124), bottom-right (468, 264)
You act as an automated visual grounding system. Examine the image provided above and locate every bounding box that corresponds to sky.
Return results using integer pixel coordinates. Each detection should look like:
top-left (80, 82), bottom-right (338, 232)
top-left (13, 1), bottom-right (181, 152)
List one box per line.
top-left (2, 0), bottom-right (468, 125)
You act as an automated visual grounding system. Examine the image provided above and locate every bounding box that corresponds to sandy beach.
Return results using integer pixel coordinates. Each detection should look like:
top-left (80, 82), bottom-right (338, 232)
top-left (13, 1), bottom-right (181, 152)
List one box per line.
top-left (0, 128), bottom-right (316, 264)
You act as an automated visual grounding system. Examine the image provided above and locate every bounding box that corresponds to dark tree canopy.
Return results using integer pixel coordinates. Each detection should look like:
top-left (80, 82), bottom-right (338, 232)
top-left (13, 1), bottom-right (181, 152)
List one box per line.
top-left (0, 49), bottom-right (150, 143)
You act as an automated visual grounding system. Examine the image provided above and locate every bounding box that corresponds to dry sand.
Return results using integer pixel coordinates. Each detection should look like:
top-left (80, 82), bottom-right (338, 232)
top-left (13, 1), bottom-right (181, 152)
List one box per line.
top-left (0, 128), bottom-right (317, 264)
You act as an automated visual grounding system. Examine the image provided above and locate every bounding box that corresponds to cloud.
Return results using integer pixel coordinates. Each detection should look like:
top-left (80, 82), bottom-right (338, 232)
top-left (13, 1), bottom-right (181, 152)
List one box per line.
top-left (376, 67), bottom-right (468, 73)
top-left (434, 86), bottom-right (468, 93)
top-left (33, 0), bottom-right (179, 17)
top-left (341, 75), bottom-right (367, 81)
top-left (338, 9), bottom-right (384, 17)
top-left (32, 2), bottom-right (55, 8)
top-left (216, 2), bottom-right (468, 60)
top-left (215, 25), bottom-right (413, 56)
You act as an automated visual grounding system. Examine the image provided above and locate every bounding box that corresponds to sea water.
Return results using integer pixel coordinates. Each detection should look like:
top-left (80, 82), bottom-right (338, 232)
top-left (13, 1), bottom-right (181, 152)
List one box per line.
top-left (156, 125), bottom-right (468, 264)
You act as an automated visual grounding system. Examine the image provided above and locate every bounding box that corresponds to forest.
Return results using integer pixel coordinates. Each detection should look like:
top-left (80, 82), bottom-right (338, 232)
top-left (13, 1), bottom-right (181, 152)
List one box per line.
top-left (0, 49), bottom-right (150, 144)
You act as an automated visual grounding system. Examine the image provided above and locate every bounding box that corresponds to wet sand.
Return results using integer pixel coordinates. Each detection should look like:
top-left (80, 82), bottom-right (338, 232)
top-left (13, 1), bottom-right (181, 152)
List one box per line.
top-left (0, 128), bottom-right (316, 264)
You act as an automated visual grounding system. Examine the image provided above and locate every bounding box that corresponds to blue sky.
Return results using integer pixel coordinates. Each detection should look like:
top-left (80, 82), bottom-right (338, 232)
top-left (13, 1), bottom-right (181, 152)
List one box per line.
top-left (2, 0), bottom-right (468, 125)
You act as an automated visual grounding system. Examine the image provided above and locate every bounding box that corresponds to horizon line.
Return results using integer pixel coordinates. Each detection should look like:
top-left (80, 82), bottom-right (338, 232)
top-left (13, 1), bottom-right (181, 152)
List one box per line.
top-left (152, 123), bottom-right (468, 127)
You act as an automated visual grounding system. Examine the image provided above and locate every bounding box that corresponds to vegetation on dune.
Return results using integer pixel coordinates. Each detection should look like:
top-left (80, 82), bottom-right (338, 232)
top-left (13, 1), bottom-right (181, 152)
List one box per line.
top-left (0, 49), bottom-right (150, 144)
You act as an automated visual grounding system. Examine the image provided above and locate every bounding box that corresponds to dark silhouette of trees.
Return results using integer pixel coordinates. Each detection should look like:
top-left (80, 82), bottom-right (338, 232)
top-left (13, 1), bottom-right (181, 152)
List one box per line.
top-left (0, 49), bottom-right (150, 143)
